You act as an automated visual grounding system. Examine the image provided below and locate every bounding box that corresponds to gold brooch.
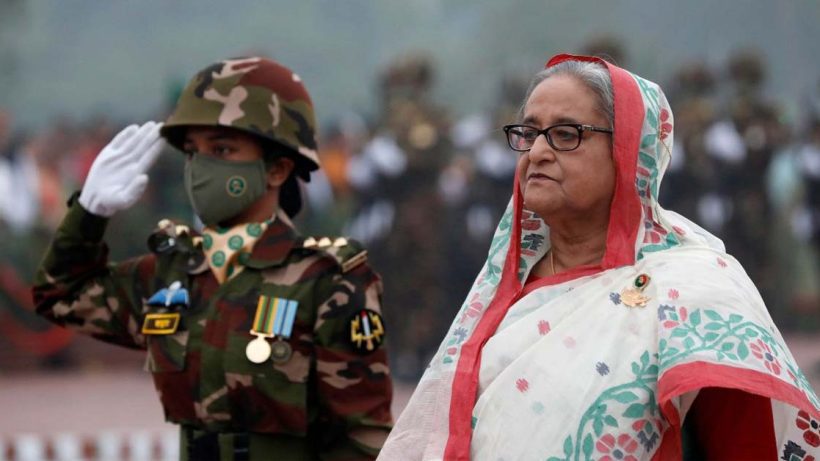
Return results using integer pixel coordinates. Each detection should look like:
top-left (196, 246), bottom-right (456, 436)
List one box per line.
top-left (620, 274), bottom-right (651, 307)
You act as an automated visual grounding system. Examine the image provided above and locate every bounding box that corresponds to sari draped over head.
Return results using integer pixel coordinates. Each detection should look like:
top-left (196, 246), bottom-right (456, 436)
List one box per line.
top-left (378, 54), bottom-right (820, 460)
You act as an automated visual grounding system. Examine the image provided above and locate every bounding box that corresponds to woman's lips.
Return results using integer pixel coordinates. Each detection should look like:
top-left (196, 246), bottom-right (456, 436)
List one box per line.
top-left (527, 172), bottom-right (554, 182)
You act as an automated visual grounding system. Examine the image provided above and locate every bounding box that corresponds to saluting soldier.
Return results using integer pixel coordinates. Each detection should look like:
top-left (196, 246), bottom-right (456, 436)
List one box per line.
top-left (32, 56), bottom-right (393, 461)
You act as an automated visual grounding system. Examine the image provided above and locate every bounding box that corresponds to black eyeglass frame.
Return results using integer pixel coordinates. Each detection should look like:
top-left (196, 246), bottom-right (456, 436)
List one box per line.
top-left (502, 123), bottom-right (613, 152)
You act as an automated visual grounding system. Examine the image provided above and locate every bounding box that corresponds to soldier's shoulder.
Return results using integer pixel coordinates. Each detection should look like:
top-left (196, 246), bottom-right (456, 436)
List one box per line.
top-left (297, 236), bottom-right (370, 274)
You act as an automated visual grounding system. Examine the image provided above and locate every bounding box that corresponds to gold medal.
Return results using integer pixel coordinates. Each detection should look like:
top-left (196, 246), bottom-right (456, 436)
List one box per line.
top-left (270, 339), bottom-right (293, 363)
top-left (246, 335), bottom-right (272, 363)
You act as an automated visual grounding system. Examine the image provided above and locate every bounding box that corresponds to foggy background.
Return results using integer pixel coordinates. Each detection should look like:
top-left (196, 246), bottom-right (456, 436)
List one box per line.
top-left (2, 1), bottom-right (818, 129)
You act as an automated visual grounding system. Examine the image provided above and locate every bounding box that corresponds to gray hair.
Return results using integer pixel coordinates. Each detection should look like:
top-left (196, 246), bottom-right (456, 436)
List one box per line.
top-left (519, 60), bottom-right (614, 127)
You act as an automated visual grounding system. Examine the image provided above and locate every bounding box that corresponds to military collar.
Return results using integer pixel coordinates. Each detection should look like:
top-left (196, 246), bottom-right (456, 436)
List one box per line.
top-left (244, 210), bottom-right (302, 269)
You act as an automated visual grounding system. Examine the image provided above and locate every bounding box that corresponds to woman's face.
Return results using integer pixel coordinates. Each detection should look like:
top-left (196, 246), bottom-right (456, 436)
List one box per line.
top-left (517, 74), bottom-right (615, 225)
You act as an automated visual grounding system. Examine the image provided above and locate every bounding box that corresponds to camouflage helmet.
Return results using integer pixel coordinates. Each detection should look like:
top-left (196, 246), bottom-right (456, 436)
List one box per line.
top-left (161, 56), bottom-right (321, 178)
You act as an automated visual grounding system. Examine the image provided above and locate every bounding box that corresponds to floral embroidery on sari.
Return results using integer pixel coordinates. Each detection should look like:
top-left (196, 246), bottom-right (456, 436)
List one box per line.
top-left (546, 352), bottom-right (663, 461)
top-left (635, 75), bottom-right (681, 259)
top-left (658, 305), bottom-right (820, 408)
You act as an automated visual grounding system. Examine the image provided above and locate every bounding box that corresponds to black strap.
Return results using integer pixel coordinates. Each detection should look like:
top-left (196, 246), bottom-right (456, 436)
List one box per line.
top-left (233, 432), bottom-right (250, 461)
top-left (187, 428), bottom-right (219, 460)
top-left (184, 426), bottom-right (251, 461)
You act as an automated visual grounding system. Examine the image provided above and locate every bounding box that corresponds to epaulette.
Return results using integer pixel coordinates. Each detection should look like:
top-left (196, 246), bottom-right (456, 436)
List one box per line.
top-left (147, 219), bottom-right (207, 274)
top-left (301, 236), bottom-right (368, 274)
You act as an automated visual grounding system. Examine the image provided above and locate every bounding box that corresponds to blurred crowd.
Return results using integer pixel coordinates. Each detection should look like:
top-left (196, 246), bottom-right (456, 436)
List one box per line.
top-left (2, 41), bottom-right (819, 381)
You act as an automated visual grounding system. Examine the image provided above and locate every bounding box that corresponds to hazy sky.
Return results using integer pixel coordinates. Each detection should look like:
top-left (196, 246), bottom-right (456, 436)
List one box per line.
top-left (2, 0), bottom-right (818, 130)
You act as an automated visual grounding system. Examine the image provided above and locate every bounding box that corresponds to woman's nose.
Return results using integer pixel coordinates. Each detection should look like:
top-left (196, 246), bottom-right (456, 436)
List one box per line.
top-left (527, 134), bottom-right (556, 162)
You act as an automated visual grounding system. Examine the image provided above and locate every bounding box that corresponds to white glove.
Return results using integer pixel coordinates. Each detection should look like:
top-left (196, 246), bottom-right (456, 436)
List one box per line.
top-left (78, 121), bottom-right (167, 217)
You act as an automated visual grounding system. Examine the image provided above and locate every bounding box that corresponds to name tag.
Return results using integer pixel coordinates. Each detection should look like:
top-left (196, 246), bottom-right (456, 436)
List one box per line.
top-left (142, 313), bottom-right (181, 335)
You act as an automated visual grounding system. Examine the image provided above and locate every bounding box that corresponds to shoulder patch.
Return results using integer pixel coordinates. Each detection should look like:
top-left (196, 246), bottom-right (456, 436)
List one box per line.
top-left (348, 309), bottom-right (385, 354)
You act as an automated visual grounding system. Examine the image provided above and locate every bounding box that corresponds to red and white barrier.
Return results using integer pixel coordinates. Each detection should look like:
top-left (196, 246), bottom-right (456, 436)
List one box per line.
top-left (1, 430), bottom-right (177, 461)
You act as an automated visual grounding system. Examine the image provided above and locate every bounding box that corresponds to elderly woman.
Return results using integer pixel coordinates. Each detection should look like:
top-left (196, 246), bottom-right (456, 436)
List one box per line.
top-left (379, 54), bottom-right (820, 460)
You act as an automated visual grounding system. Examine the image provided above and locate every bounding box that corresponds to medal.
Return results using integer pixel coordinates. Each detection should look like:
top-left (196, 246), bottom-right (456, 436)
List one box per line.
top-left (246, 335), bottom-right (272, 363)
top-left (620, 273), bottom-right (651, 307)
top-left (247, 295), bottom-right (299, 363)
top-left (271, 339), bottom-right (293, 363)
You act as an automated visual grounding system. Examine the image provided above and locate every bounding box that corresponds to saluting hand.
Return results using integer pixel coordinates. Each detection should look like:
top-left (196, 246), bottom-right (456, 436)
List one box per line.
top-left (78, 121), bottom-right (167, 217)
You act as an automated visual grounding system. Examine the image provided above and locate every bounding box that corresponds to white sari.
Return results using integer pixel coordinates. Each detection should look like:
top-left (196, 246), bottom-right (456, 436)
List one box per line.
top-left (379, 54), bottom-right (820, 461)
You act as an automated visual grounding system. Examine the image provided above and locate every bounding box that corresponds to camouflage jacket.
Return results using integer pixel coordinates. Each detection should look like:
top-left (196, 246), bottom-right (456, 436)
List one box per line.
top-left (33, 197), bottom-right (393, 460)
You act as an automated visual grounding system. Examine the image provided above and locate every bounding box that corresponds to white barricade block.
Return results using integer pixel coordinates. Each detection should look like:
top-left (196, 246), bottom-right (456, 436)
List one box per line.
top-left (53, 433), bottom-right (82, 461)
top-left (159, 429), bottom-right (178, 461)
top-left (94, 431), bottom-right (122, 461)
top-left (13, 434), bottom-right (45, 461)
top-left (127, 431), bottom-right (151, 461)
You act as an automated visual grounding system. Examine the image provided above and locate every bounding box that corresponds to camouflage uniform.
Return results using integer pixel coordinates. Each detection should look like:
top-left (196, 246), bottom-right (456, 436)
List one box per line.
top-left (32, 57), bottom-right (393, 461)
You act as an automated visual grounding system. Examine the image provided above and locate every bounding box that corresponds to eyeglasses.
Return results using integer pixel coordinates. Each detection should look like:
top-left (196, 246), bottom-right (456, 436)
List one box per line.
top-left (503, 123), bottom-right (613, 152)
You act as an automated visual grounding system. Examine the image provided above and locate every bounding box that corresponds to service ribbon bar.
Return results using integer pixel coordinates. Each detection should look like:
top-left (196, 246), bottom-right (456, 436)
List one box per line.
top-left (253, 296), bottom-right (299, 338)
top-left (252, 296), bottom-right (276, 337)
top-left (280, 299), bottom-right (299, 338)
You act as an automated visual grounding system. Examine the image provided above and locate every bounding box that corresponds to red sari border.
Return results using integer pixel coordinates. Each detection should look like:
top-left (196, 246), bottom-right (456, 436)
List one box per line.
top-left (658, 360), bottom-right (820, 421)
top-left (654, 360), bottom-right (819, 459)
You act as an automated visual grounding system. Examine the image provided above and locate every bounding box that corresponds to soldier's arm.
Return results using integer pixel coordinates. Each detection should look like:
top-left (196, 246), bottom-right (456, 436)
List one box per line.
top-left (313, 250), bottom-right (393, 461)
top-left (32, 195), bottom-right (154, 349)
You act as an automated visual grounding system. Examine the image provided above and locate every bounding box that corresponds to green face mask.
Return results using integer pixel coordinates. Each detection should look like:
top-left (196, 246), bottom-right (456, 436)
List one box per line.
top-left (184, 154), bottom-right (268, 226)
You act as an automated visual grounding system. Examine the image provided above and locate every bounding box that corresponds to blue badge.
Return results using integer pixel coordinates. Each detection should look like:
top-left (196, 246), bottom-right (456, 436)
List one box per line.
top-left (147, 281), bottom-right (189, 308)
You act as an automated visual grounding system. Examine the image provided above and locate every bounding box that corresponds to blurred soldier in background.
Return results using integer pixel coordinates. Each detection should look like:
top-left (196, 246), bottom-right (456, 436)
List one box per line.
top-left (704, 48), bottom-right (787, 306)
top-left (346, 52), bottom-right (453, 381)
top-left (444, 73), bottom-right (528, 318)
top-left (661, 62), bottom-right (723, 229)
top-left (296, 113), bottom-right (369, 238)
top-left (787, 86), bottom-right (820, 325)
top-left (800, 111), bottom-right (820, 249)
top-left (32, 57), bottom-right (392, 460)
